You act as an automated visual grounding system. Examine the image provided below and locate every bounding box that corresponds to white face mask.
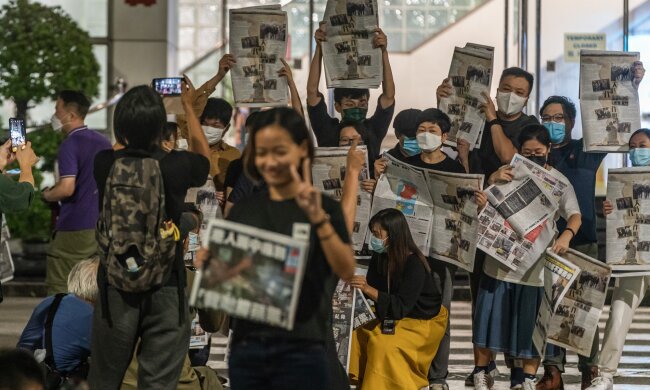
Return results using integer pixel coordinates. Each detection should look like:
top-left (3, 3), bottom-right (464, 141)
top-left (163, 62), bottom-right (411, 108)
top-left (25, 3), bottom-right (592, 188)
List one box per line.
top-left (175, 138), bottom-right (188, 150)
top-left (50, 114), bottom-right (64, 132)
top-left (496, 91), bottom-right (527, 116)
top-left (202, 125), bottom-right (226, 145)
top-left (416, 132), bottom-right (442, 152)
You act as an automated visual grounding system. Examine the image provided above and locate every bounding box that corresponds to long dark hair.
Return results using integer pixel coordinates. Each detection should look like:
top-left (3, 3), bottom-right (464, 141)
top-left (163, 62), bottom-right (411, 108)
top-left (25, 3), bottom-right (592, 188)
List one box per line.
top-left (630, 128), bottom-right (650, 146)
top-left (369, 208), bottom-right (430, 280)
top-left (114, 85), bottom-right (166, 151)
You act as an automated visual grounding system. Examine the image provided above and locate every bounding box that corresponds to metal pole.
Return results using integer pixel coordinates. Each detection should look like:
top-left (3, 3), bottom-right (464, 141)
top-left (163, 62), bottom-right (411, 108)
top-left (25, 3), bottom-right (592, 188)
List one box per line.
top-left (309, 0), bottom-right (314, 61)
top-left (535, 0), bottom-right (541, 114)
top-left (623, 0), bottom-right (629, 51)
top-left (519, 0), bottom-right (528, 70)
top-left (504, 0), bottom-right (509, 67)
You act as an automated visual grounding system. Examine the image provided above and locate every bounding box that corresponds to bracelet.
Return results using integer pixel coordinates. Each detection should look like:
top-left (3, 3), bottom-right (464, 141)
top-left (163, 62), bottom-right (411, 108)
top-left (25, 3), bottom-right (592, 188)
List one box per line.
top-left (564, 228), bottom-right (576, 239)
top-left (312, 213), bottom-right (330, 230)
top-left (486, 119), bottom-right (500, 129)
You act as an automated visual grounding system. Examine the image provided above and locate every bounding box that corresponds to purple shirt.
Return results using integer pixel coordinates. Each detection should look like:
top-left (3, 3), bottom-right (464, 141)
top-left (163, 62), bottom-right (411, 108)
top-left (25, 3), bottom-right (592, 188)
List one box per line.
top-left (56, 127), bottom-right (112, 231)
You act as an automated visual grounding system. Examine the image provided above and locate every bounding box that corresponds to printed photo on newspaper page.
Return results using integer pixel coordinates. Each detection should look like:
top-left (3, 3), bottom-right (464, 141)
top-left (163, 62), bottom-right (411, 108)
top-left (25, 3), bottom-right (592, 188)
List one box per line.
top-left (511, 154), bottom-right (570, 204)
top-left (184, 178), bottom-right (223, 266)
top-left (189, 314), bottom-right (210, 349)
top-left (351, 265), bottom-right (375, 330)
top-left (579, 50), bottom-right (641, 152)
top-left (332, 279), bottom-right (355, 371)
top-left (371, 154), bottom-right (433, 252)
top-left (606, 167), bottom-right (650, 273)
top-left (546, 250), bottom-right (611, 355)
top-left (485, 161), bottom-right (558, 237)
top-left (424, 169), bottom-right (484, 272)
top-left (0, 240), bottom-right (14, 283)
top-left (313, 146), bottom-right (371, 254)
top-left (229, 5), bottom-right (288, 107)
top-left (190, 219), bottom-right (309, 330)
top-left (321, 0), bottom-right (382, 89)
top-left (439, 44), bottom-right (494, 150)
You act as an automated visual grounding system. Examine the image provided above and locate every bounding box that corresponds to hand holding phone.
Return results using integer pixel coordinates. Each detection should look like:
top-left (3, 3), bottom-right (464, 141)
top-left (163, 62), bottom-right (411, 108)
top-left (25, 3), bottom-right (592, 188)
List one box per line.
top-left (152, 77), bottom-right (184, 96)
top-left (9, 118), bottom-right (26, 153)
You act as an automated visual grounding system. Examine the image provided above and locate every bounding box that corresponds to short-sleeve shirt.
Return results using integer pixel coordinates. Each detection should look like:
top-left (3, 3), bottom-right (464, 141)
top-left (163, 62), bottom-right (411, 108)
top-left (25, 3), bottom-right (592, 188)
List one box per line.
top-left (551, 139), bottom-right (606, 246)
top-left (405, 154), bottom-right (466, 173)
top-left (208, 141), bottom-right (241, 191)
top-left (224, 158), bottom-right (243, 191)
top-left (307, 93), bottom-right (395, 151)
top-left (56, 127), bottom-right (112, 231)
top-left (227, 192), bottom-right (350, 343)
top-left (385, 144), bottom-right (410, 163)
top-left (0, 174), bottom-right (34, 215)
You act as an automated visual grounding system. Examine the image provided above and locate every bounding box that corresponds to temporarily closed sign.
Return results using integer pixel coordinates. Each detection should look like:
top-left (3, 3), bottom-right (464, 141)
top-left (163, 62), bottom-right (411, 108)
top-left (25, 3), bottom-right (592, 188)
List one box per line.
top-left (564, 33), bottom-right (607, 62)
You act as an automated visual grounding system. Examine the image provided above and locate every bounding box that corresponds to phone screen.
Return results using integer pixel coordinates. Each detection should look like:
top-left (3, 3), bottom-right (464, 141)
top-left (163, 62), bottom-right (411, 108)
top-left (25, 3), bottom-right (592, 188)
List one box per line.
top-left (9, 118), bottom-right (26, 152)
top-left (152, 77), bottom-right (183, 96)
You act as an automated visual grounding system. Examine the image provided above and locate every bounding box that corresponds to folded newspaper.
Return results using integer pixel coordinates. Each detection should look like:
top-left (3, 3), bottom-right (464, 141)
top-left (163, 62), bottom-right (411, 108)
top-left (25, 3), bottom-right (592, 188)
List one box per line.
top-left (439, 43), bottom-right (494, 150)
top-left (229, 5), bottom-right (289, 107)
top-left (321, 0), bottom-right (382, 89)
top-left (0, 216), bottom-right (14, 283)
top-left (190, 219), bottom-right (309, 330)
top-left (332, 279), bottom-right (355, 371)
top-left (579, 50), bottom-right (641, 152)
top-left (606, 167), bottom-right (650, 273)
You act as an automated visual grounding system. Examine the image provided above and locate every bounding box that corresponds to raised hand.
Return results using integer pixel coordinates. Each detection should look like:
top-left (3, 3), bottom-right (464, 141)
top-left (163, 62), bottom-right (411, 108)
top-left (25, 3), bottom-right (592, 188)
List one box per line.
top-left (291, 158), bottom-right (325, 224)
top-left (218, 54), bottom-right (236, 77)
top-left (479, 91), bottom-right (497, 121)
top-left (436, 78), bottom-right (453, 102)
top-left (346, 138), bottom-right (365, 175)
top-left (180, 74), bottom-right (198, 108)
top-left (372, 28), bottom-right (387, 52)
top-left (277, 58), bottom-right (294, 83)
top-left (488, 165), bottom-right (513, 185)
top-left (314, 22), bottom-right (327, 45)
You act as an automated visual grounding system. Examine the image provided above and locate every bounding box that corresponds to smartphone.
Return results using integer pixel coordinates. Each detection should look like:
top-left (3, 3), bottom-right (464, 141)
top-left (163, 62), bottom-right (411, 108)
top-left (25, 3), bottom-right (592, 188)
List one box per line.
top-left (152, 77), bottom-right (183, 96)
top-left (9, 118), bottom-right (26, 152)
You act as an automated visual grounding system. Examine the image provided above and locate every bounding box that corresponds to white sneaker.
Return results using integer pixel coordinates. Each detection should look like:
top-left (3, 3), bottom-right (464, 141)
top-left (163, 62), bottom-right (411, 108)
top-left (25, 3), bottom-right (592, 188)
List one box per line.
top-left (522, 378), bottom-right (536, 390)
top-left (586, 375), bottom-right (614, 390)
top-left (473, 371), bottom-right (494, 390)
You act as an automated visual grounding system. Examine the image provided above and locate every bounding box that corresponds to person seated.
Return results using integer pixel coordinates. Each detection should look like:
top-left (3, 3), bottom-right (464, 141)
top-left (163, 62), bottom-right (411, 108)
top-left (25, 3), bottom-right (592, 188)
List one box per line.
top-left (0, 348), bottom-right (46, 390)
top-left (17, 258), bottom-right (99, 385)
top-left (348, 208), bottom-right (448, 390)
top-left (386, 108), bottom-right (422, 162)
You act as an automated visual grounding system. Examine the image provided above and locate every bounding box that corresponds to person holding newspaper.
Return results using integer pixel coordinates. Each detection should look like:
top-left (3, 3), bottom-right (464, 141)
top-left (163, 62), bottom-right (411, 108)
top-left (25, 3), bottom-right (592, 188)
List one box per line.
top-left (347, 208), bottom-right (447, 390)
top-left (307, 23), bottom-right (395, 148)
top-left (586, 128), bottom-right (650, 390)
top-left (472, 124), bottom-right (582, 390)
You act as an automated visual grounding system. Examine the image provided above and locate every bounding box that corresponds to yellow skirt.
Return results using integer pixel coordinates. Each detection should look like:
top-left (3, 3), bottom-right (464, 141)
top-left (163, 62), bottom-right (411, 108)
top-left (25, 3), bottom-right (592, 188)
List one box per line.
top-left (348, 305), bottom-right (448, 390)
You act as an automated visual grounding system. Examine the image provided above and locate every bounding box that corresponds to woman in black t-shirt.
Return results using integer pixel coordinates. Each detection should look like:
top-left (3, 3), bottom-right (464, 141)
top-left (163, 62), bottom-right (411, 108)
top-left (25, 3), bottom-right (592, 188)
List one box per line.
top-left (207, 107), bottom-right (356, 390)
top-left (348, 208), bottom-right (448, 390)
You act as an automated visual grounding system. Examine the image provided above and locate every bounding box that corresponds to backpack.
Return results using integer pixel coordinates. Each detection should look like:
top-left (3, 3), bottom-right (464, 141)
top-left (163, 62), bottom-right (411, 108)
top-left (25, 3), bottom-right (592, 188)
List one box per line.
top-left (96, 152), bottom-right (178, 292)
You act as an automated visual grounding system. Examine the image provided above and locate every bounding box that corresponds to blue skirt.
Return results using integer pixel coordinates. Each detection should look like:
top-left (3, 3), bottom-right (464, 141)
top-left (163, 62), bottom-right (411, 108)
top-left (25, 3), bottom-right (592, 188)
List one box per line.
top-left (472, 275), bottom-right (543, 359)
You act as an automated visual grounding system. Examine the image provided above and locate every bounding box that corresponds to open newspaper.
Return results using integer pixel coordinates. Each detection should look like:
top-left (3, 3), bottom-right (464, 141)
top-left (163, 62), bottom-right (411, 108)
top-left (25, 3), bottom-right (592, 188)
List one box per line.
top-left (184, 178), bottom-right (224, 267)
top-left (352, 265), bottom-right (375, 329)
top-left (425, 169), bottom-right (484, 272)
top-left (313, 147), bottom-right (371, 254)
top-left (0, 216), bottom-right (13, 283)
top-left (332, 279), bottom-right (355, 371)
top-left (321, 0), bottom-right (382, 89)
top-left (579, 50), bottom-right (641, 152)
top-left (229, 5), bottom-right (288, 107)
top-left (439, 43), bottom-right (494, 150)
top-left (190, 219), bottom-right (309, 330)
top-left (510, 154), bottom-right (570, 204)
top-left (606, 167), bottom-right (650, 273)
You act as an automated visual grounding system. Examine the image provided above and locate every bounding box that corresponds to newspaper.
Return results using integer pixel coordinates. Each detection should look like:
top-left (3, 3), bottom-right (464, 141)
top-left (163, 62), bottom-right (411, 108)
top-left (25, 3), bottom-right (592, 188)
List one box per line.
top-left (439, 44), bottom-right (494, 150)
top-left (606, 167), bottom-right (650, 273)
top-left (579, 50), bottom-right (641, 152)
top-left (229, 5), bottom-right (289, 107)
top-left (189, 314), bottom-right (210, 349)
top-left (484, 161), bottom-right (558, 237)
top-left (371, 154), bottom-right (433, 252)
top-left (332, 279), bottom-right (355, 371)
top-left (184, 178), bottom-right (223, 266)
top-left (313, 147), bottom-right (371, 254)
top-left (0, 240), bottom-right (13, 284)
top-left (533, 249), bottom-right (581, 356)
top-left (352, 266), bottom-right (375, 329)
top-left (189, 219), bottom-right (309, 330)
top-left (511, 154), bottom-right (570, 204)
top-left (321, 0), bottom-right (382, 89)
top-left (545, 250), bottom-right (612, 355)
top-left (425, 169), bottom-right (484, 272)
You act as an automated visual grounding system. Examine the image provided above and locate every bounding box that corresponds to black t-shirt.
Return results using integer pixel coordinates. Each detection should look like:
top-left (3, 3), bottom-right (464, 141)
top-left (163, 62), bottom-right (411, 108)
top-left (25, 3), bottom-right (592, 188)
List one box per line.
top-left (224, 158), bottom-right (243, 190)
top-left (227, 192), bottom-right (351, 343)
top-left (307, 93), bottom-right (395, 151)
top-left (385, 144), bottom-right (410, 163)
top-left (367, 253), bottom-right (441, 320)
top-left (405, 154), bottom-right (466, 173)
top-left (469, 114), bottom-right (539, 179)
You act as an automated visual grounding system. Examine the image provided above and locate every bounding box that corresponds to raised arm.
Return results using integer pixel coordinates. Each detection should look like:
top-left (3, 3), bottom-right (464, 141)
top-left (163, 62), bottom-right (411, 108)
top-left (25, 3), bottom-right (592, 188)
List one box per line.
top-left (306, 23), bottom-right (327, 107)
top-left (373, 28), bottom-right (395, 109)
top-left (181, 76), bottom-right (210, 159)
top-left (340, 140), bottom-right (365, 233)
top-left (480, 91), bottom-right (517, 163)
top-left (278, 58), bottom-right (304, 118)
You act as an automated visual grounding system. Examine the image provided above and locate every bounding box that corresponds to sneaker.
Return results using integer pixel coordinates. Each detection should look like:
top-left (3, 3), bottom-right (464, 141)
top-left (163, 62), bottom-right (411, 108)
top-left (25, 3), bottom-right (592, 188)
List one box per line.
top-left (473, 371), bottom-right (495, 390)
top-left (523, 378), bottom-right (537, 390)
top-left (466, 362), bottom-right (498, 386)
top-left (429, 383), bottom-right (449, 390)
top-left (585, 376), bottom-right (613, 390)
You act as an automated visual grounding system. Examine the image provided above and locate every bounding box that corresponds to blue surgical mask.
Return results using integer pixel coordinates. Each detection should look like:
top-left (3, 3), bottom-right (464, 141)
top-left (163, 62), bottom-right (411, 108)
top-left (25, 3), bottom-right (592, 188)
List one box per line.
top-left (370, 235), bottom-right (387, 253)
top-left (544, 122), bottom-right (566, 144)
top-left (402, 137), bottom-right (421, 156)
top-left (630, 147), bottom-right (650, 167)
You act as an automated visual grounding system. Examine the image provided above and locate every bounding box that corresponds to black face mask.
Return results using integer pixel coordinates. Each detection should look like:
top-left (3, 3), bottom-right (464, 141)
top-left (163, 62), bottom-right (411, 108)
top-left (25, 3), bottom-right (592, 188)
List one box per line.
top-left (524, 154), bottom-right (548, 167)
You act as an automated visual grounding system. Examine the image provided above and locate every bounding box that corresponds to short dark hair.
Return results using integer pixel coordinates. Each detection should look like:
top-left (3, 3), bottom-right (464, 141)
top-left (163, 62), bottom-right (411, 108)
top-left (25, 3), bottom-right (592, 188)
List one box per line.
top-left (244, 107), bottom-right (314, 181)
top-left (114, 85), bottom-right (166, 150)
top-left (500, 67), bottom-right (535, 95)
top-left (0, 348), bottom-right (45, 390)
top-left (393, 109), bottom-right (422, 138)
top-left (58, 90), bottom-right (91, 119)
top-left (540, 96), bottom-right (577, 125)
top-left (333, 88), bottom-right (370, 104)
top-left (518, 124), bottom-right (551, 148)
top-left (338, 120), bottom-right (368, 140)
top-left (200, 98), bottom-right (233, 126)
top-left (162, 122), bottom-right (178, 142)
top-left (630, 128), bottom-right (650, 146)
top-left (245, 110), bottom-right (262, 130)
top-left (416, 108), bottom-right (451, 134)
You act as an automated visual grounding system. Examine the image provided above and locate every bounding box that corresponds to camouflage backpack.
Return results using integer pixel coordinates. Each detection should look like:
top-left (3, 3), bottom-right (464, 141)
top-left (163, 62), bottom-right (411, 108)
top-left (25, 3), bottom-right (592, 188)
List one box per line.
top-left (96, 153), bottom-right (178, 292)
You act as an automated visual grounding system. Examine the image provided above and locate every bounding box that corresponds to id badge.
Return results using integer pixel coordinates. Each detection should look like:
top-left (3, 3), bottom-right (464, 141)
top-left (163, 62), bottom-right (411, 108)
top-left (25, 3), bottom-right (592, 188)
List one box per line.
top-left (381, 319), bottom-right (395, 335)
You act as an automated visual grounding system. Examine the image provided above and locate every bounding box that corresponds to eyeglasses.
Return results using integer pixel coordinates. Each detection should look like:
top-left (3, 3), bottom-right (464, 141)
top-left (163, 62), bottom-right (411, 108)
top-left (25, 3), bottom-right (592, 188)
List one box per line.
top-left (541, 114), bottom-right (565, 123)
top-left (339, 138), bottom-right (364, 146)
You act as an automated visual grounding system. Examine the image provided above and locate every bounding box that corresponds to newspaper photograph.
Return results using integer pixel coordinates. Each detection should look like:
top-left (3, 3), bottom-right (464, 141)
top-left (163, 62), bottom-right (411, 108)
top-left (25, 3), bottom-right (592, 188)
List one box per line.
top-left (189, 315), bottom-right (210, 349)
top-left (229, 5), bottom-right (289, 107)
top-left (579, 50), bottom-right (641, 152)
top-left (353, 288), bottom-right (375, 329)
top-left (0, 240), bottom-right (14, 283)
top-left (321, 0), bottom-right (382, 89)
top-left (313, 147), bottom-right (371, 253)
top-left (371, 154), bottom-right (433, 252)
top-left (485, 161), bottom-right (558, 237)
top-left (546, 249), bottom-right (612, 355)
top-left (606, 167), bottom-right (650, 272)
top-left (332, 279), bottom-right (355, 371)
top-left (425, 169), bottom-right (484, 272)
top-left (189, 219), bottom-right (309, 330)
top-left (439, 44), bottom-right (494, 150)
top-left (511, 154), bottom-right (570, 204)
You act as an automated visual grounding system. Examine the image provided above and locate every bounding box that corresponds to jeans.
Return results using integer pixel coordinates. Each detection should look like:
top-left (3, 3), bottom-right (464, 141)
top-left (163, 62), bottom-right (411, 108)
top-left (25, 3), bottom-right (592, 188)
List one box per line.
top-left (229, 338), bottom-right (330, 390)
